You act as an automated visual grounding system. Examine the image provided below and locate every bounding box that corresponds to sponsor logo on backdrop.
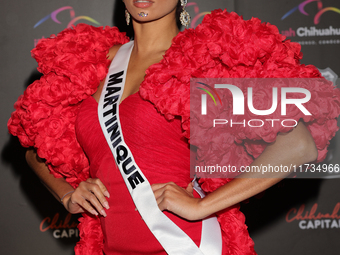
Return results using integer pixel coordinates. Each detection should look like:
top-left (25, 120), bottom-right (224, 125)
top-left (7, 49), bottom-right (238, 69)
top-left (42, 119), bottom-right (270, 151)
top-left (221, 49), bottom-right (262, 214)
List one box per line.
top-left (319, 67), bottom-right (338, 84)
top-left (281, 0), bottom-right (340, 46)
top-left (33, 6), bottom-right (100, 47)
top-left (286, 203), bottom-right (340, 229)
top-left (40, 213), bottom-right (79, 239)
top-left (33, 4), bottom-right (210, 46)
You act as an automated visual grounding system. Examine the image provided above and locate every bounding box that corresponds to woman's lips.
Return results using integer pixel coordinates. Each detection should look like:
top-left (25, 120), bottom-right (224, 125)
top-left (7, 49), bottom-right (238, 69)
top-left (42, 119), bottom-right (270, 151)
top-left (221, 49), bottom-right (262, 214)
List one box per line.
top-left (133, 0), bottom-right (153, 8)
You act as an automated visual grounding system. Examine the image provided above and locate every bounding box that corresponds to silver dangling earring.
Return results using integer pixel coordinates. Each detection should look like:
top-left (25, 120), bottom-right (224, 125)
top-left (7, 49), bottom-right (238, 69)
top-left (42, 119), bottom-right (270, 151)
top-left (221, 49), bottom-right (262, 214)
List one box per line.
top-left (180, 0), bottom-right (191, 27)
top-left (125, 9), bottom-right (130, 25)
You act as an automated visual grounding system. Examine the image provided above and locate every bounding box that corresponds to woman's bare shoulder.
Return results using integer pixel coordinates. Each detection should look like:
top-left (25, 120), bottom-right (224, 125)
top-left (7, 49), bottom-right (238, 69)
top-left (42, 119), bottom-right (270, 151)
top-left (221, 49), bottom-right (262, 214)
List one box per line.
top-left (93, 44), bottom-right (124, 102)
top-left (107, 44), bottom-right (123, 61)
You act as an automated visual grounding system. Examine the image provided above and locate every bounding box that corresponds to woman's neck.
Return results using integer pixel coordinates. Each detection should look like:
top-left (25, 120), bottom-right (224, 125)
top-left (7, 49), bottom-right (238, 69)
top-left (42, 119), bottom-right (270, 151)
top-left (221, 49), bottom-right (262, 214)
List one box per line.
top-left (131, 10), bottom-right (179, 55)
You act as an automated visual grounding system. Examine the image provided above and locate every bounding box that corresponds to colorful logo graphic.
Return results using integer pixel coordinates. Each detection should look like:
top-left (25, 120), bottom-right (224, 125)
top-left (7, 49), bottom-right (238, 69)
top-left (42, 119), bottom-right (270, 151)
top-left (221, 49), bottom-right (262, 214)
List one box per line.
top-left (286, 203), bottom-right (340, 229)
top-left (196, 82), bottom-right (222, 106)
top-left (33, 6), bottom-right (101, 47)
top-left (34, 6), bottom-right (100, 29)
top-left (40, 213), bottom-right (79, 239)
top-left (281, 0), bottom-right (340, 25)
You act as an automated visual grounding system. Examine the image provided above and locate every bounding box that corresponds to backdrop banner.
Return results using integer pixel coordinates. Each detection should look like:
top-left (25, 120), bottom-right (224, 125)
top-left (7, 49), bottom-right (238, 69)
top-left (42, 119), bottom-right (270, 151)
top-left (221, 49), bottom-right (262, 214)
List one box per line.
top-left (1, 0), bottom-right (339, 254)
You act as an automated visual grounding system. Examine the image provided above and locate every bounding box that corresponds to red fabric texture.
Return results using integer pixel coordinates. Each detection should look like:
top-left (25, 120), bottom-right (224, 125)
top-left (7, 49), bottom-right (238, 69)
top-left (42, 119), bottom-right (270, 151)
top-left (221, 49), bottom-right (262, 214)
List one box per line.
top-left (8, 24), bottom-right (129, 187)
top-left (7, 9), bottom-right (340, 255)
top-left (75, 94), bottom-right (203, 254)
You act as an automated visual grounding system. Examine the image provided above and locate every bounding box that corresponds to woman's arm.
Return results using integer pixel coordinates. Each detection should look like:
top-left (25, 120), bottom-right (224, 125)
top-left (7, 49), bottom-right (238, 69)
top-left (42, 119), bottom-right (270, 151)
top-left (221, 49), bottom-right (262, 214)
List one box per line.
top-left (26, 148), bottom-right (110, 217)
top-left (24, 46), bottom-right (122, 218)
top-left (152, 121), bottom-right (318, 221)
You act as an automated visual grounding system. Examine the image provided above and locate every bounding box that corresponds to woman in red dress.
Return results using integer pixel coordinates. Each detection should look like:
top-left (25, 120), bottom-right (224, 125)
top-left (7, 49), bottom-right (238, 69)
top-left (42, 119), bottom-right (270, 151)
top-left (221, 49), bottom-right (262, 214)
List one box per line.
top-left (8, 0), bottom-right (340, 254)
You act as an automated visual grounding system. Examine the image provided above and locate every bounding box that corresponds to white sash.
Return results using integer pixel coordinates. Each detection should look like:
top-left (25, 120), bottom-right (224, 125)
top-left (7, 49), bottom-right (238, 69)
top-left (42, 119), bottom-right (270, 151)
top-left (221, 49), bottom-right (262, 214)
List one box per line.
top-left (98, 41), bottom-right (222, 255)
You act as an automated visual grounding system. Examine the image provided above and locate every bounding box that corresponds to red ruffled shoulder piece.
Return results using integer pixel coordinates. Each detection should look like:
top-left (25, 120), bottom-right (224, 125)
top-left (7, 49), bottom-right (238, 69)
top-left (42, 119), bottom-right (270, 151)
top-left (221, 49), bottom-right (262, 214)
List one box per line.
top-left (140, 9), bottom-right (340, 255)
top-left (8, 24), bottom-right (129, 185)
top-left (8, 24), bottom-right (129, 255)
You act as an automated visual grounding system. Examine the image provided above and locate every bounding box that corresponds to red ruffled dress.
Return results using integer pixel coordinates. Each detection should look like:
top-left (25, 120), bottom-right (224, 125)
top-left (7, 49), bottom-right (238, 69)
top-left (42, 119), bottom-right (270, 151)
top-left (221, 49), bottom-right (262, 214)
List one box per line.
top-left (8, 9), bottom-right (340, 255)
top-left (76, 94), bottom-right (203, 254)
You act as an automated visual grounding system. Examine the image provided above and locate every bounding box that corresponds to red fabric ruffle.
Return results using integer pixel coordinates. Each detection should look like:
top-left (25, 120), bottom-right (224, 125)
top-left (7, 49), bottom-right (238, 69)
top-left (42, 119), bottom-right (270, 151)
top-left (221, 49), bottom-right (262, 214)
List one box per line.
top-left (75, 214), bottom-right (105, 255)
top-left (9, 24), bottom-right (129, 186)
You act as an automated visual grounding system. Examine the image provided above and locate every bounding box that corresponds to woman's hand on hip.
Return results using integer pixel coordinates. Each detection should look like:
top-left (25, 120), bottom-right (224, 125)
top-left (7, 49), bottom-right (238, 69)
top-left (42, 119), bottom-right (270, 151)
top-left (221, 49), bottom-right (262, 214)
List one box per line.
top-left (62, 178), bottom-right (110, 217)
top-left (151, 182), bottom-right (205, 221)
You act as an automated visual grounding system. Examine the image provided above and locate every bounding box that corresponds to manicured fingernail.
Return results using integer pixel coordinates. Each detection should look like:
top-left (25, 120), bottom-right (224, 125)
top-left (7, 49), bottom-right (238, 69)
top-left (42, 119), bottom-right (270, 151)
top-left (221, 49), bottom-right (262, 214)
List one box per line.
top-left (101, 210), bottom-right (107, 217)
top-left (103, 201), bottom-right (110, 209)
top-left (92, 210), bottom-right (98, 216)
top-left (104, 191), bottom-right (110, 198)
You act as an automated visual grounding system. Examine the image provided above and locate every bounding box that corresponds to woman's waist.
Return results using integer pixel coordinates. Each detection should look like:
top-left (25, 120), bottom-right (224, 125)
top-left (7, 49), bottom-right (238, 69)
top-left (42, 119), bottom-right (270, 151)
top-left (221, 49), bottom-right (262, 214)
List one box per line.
top-left (90, 152), bottom-right (191, 184)
top-left (91, 164), bottom-right (192, 190)
top-left (100, 180), bottom-right (202, 254)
